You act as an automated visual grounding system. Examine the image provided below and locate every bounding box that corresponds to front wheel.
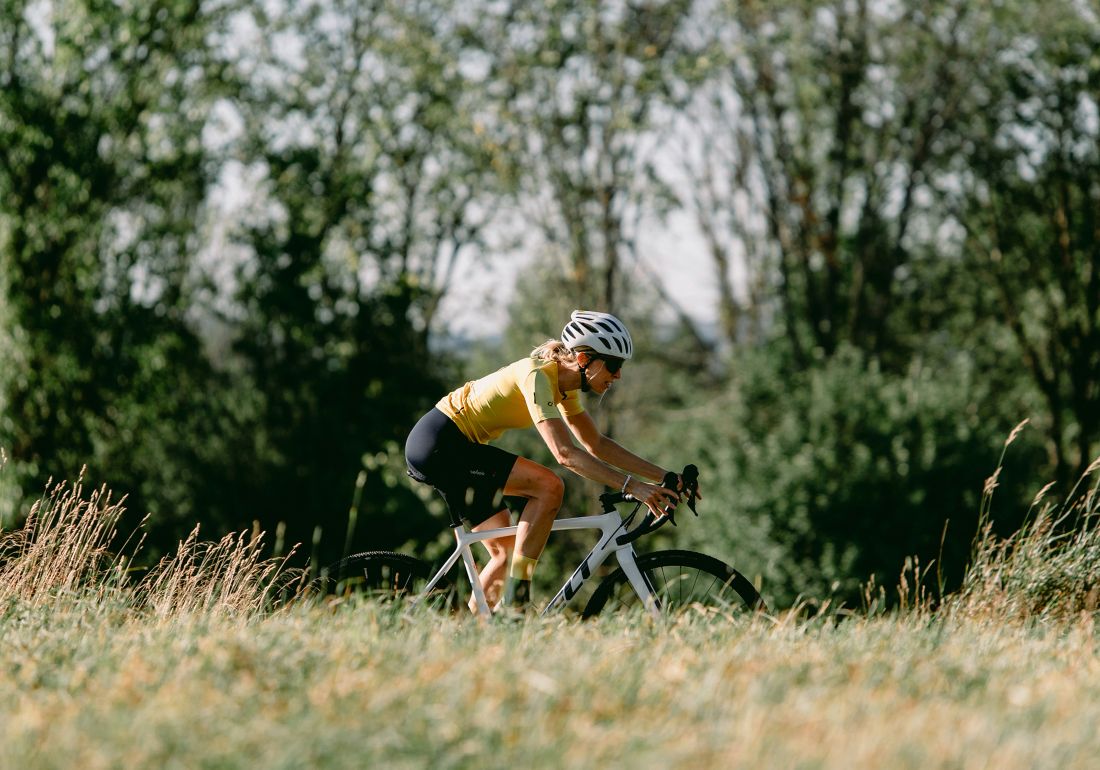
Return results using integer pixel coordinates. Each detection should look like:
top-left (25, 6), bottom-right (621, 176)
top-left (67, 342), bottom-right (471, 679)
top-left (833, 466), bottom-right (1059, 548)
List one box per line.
top-left (582, 550), bottom-right (765, 619)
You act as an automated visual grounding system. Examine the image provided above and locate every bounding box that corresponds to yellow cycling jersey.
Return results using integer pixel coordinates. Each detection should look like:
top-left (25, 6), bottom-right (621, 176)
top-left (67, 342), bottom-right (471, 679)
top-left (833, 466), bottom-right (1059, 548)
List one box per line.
top-left (436, 357), bottom-right (585, 444)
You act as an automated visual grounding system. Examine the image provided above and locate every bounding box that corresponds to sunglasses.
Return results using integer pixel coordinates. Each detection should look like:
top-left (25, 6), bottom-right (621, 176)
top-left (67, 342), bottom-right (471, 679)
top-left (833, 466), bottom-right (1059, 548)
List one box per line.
top-left (595, 355), bottom-right (625, 374)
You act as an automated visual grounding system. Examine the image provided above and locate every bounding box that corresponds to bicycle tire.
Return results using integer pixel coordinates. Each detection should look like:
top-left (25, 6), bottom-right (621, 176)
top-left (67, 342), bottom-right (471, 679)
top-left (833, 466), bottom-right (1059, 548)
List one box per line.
top-left (582, 549), bottom-right (765, 618)
top-left (325, 551), bottom-right (460, 611)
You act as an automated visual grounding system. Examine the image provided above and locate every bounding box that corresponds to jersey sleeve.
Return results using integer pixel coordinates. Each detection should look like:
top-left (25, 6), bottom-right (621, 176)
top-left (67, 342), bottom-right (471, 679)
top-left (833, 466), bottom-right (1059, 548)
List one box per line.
top-left (525, 369), bottom-right (563, 424)
top-left (557, 389), bottom-right (585, 418)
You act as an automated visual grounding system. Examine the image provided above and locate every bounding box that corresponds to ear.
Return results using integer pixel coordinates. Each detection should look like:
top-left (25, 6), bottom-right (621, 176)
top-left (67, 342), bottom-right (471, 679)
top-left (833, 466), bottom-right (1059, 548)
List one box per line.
top-left (576, 351), bottom-right (592, 367)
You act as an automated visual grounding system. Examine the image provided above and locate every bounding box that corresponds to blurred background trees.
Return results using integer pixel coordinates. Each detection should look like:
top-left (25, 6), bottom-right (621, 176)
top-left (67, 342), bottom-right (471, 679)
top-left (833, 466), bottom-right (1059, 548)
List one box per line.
top-left (1, 0), bottom-right (1096, 605)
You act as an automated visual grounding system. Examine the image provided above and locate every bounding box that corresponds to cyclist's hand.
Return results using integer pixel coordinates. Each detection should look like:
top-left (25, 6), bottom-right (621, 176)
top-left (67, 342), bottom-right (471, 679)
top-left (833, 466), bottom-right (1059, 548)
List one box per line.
top-left (627, 479), bottom-right (679, 519)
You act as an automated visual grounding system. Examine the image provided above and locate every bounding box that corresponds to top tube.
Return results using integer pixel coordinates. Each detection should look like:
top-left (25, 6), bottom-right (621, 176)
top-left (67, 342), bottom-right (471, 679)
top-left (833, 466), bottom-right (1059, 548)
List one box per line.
top-left (455, 511), bottom-right (625, 546)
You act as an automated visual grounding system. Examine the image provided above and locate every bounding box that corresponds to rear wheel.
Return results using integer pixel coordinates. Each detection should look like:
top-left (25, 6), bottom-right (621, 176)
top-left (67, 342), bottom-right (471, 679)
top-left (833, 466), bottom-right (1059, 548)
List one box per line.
top-left (582, 550), bottom-right (765, 618)
top-left (324, 551), bottom-right (460, 611)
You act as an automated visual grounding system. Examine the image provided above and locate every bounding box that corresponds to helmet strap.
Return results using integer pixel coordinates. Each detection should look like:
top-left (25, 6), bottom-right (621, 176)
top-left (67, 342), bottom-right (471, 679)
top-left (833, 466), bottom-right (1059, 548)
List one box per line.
top-left (579, 364), bottom-right (591, 393)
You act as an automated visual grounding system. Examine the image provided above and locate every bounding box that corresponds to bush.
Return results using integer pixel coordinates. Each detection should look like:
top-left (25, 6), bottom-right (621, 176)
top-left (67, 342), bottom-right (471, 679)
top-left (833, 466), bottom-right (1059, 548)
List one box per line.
top-left (659, 344), bottom-right (1045, 608)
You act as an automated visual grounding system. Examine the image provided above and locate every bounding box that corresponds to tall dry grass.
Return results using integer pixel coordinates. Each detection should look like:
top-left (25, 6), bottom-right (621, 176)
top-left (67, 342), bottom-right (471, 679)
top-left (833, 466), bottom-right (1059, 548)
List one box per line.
top-left (951, 459), bottom-right (1100, 621)
top-left (0, 470), bottom-right (134, 608)
top-left (945, 421), bottom-right (1100, 621)
top-left (139, 525), bottom-right (302, 620)
top-left (0, 463), bottom-right (300, 623)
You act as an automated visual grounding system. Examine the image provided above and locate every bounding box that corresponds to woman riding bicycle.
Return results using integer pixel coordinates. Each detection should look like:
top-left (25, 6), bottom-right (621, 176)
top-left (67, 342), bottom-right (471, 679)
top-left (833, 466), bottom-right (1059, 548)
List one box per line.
top-left (404, 310), bottom-right (690, 614)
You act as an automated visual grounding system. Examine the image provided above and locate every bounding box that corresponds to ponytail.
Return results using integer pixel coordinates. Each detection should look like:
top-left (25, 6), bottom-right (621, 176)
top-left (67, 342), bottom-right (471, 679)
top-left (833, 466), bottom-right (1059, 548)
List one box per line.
top-left (530, 339), bottom-right (578, 364)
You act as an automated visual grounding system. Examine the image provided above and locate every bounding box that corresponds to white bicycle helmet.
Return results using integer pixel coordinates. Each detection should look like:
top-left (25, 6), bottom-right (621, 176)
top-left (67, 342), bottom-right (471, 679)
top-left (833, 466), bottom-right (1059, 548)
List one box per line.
top-left (560, 310), bottom-right (633, 359)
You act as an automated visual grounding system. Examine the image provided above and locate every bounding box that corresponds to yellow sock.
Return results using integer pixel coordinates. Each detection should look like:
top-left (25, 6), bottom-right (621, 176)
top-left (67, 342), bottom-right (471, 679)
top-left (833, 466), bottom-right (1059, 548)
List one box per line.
top-left (509, 554), bottom-right (538, 581)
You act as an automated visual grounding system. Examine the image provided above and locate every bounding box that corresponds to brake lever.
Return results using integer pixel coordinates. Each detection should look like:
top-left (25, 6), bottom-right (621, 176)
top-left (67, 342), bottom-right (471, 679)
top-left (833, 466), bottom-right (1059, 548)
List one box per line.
top-left (682, 464), bottom-right (700, 516)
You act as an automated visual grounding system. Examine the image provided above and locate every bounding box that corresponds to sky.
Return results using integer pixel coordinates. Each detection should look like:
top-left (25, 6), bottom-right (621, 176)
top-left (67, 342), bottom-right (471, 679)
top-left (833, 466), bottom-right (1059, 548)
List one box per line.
top-left (431, 211), bottom-right (723, 342)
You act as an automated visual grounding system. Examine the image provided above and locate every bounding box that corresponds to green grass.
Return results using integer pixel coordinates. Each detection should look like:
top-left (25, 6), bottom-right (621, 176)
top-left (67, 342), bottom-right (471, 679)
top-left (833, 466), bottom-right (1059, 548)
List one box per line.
top-left (1, 450), bottom-right (1099, 769)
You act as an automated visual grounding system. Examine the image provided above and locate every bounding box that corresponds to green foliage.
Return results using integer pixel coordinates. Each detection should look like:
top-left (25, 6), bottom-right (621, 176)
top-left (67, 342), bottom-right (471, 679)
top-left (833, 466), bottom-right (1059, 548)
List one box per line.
top-left (0, 0), bottom-right (242, 547)
top-left (661, 344), bottom-right (1045, 607)
top-left (945, 0), bottom-right (1100, 486)
top-left (469, 0), bottom-right (697, 309)
top-left (0, 0), bottom-right (473, 562)
top-left (216, 0), bottom-right (504, 561)
top-left (682, 0), bottom-right (1007, 360)
top-left (1, 0), bottom-right (1097, 608)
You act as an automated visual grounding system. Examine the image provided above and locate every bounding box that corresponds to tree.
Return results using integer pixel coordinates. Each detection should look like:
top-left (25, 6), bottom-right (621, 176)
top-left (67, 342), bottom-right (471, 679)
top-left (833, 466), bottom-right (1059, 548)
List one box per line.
top-left (0, 0), bottom-right (246, 544)
top-left (473, 0), bottom-right (697, 316)
top-left (215, 0), bottom-right (504, 557)
top-left (946, 2), bottom-right (1100, 487)
top-left (676, 0), bottom-right (999, 361)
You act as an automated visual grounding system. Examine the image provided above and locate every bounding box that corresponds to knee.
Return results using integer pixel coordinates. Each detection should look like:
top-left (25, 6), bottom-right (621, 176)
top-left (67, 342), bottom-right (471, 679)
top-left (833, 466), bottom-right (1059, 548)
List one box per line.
top-left (536, 471), bottom-right (565, 508)
top-left (488, 536), bottom-right (515, 560)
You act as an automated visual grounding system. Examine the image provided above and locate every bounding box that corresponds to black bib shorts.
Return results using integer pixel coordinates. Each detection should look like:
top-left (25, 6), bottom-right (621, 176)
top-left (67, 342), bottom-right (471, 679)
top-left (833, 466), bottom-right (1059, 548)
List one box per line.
top-left (404, 408), bottom-right (519, 527)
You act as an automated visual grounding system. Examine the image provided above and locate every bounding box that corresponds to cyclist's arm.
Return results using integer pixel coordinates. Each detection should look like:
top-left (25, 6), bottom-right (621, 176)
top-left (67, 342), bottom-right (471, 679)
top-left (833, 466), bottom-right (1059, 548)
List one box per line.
top-left (533, 417), bottom-right (676, 517)
top-left (562, 410), bottom-right (703, 500)
top-left (562, 411), bottom-right (666, 481)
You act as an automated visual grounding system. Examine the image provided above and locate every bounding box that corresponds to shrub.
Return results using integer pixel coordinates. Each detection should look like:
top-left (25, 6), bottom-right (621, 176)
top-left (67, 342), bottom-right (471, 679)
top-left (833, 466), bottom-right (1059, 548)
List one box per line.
top-left (660, 345), bottom-right (1045, 608)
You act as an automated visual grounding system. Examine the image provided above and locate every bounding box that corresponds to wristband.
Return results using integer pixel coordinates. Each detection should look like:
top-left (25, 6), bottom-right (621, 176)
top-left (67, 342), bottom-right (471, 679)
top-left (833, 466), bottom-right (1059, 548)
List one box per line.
top-left (621, 475), bottom-right (633, 494)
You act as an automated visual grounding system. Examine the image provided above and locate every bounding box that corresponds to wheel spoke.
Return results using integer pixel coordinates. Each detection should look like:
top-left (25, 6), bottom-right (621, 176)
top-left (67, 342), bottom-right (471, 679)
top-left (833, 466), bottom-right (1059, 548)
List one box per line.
top-left (688, 567), bottom-right (702, 602)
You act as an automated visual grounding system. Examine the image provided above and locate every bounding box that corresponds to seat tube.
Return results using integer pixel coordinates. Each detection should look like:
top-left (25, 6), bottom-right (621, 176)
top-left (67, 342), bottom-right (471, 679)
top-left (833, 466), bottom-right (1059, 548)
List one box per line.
top-left (457, 530), bottom-right (490, 616)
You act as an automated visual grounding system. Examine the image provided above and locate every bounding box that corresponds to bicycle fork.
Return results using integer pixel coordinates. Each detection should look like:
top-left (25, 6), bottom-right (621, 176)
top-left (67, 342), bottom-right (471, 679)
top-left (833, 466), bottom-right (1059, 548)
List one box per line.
top-left (615, 548), bottom-right (662, 616)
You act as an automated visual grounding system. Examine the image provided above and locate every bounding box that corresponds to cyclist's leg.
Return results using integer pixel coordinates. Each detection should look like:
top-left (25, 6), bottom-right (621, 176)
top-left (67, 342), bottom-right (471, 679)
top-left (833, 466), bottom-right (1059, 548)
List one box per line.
top-left (468, 509), bottom-right (514, 612)
top-left (499, 457), bottom-right (564, 606)
top-left (503, 457), bottom-right (565, 557)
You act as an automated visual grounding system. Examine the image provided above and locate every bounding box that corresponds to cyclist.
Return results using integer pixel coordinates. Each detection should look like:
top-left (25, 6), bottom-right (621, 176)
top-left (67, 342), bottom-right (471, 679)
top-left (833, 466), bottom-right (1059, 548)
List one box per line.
top-left (404, 310), bottom-right (690, 614)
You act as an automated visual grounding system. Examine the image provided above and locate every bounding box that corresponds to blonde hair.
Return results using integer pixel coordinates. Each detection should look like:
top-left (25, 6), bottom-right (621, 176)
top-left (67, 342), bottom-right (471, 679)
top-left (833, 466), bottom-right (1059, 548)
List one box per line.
top-left (530, 339), bottom-right (578, 364)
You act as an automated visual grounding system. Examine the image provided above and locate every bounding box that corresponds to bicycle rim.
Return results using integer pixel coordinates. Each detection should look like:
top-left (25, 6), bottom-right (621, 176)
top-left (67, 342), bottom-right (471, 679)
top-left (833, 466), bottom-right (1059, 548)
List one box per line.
top-left (582, 550), bottom-right (765, 619)
top-left (326, 551), bottom-right (460, 612)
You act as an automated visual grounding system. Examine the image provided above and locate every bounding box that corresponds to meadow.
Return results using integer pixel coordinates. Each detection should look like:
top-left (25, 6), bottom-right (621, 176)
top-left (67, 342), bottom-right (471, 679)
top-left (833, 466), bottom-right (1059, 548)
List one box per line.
top-left (1, 456), bottom-right (1098, 769)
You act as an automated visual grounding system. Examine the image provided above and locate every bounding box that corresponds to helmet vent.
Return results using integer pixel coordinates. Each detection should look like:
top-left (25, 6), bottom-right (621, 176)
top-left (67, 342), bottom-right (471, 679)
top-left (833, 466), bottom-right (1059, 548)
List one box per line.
top-left (559, 310), bottom-right (634, 362)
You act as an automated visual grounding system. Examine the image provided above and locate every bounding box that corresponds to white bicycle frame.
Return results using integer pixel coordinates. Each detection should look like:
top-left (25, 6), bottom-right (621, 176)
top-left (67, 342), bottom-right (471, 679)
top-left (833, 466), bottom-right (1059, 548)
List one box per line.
top-left (414, 511), bottom-right (661, 617)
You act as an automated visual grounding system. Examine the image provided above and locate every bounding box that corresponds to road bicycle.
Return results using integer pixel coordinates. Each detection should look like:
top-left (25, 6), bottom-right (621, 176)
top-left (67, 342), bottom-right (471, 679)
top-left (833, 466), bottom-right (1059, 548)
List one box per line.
top-left (326, 465), bottom-right (765, 618)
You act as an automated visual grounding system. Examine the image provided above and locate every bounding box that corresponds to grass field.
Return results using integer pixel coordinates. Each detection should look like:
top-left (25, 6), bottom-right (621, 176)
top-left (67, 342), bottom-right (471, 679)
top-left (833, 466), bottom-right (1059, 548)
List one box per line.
top-left (1, 457), bottom-right (1098, 769)
top-left (3, 602), bottom-right (1099, 769)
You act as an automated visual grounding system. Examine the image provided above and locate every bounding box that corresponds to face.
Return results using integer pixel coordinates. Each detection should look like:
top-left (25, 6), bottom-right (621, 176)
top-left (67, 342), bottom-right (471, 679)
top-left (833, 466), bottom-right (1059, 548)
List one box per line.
top-left (584, 354), bottom-right (625, 393)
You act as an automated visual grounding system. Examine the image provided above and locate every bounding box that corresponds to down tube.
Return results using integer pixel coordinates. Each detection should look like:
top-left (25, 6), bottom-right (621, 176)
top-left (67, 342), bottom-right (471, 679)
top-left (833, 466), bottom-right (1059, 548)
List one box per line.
top-left (542, 544), bottom-right (615, 613)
